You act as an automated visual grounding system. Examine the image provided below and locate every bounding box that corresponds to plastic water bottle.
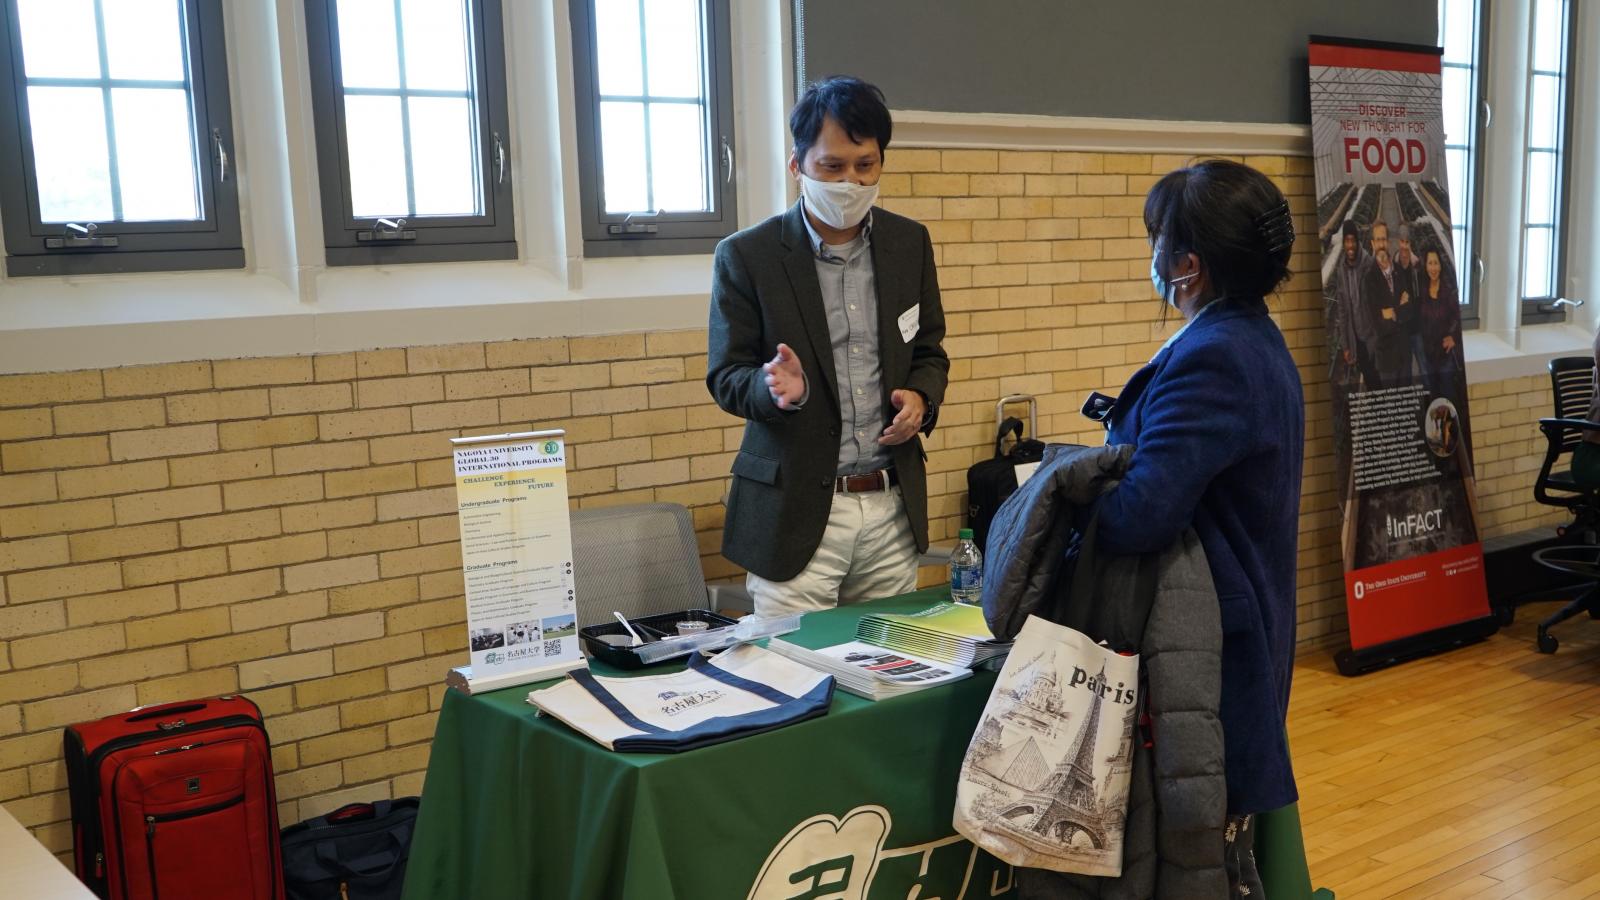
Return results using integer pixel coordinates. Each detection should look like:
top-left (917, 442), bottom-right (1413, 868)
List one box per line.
top-left (950, 528), bottom-right (983, 605)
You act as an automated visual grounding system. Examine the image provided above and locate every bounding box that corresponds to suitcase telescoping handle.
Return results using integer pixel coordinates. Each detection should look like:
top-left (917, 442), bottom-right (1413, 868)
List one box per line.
top-left (995, 394), bottom-right (1038, 442)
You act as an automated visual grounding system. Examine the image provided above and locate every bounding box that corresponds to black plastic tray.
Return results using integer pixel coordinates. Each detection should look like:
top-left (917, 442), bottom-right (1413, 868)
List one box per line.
top-left (578, 609), bottom-right (741, 670)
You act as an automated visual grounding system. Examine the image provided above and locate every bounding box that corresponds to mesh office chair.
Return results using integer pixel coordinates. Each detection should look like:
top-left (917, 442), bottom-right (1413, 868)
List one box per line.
top-left (568, 502), bottom-right (751, 630)
top-left (1529, 356), bottom-right (1600, 652)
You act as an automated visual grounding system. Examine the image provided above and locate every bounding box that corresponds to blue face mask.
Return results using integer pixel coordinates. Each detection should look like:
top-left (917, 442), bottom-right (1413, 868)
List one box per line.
top-left (1150, 251), bottom-right (1198, 308)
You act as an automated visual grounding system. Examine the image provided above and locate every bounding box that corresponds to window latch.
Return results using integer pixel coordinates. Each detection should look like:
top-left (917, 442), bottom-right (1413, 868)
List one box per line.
top-left (46, 222), bottom-right (119, 249)
top-left (357, 217), bottom-right (416, 242)
top-left (1537, 297), bottom-right (1584, 314)
top-left (213, 128), bottom-right (230, 183)
top-left (609, 210), bottom-right (663, 235)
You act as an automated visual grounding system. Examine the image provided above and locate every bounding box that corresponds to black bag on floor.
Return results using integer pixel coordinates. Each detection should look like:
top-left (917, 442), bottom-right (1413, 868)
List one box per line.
top-left (966, 395), bottom-right (1046, 553)
top-left (280, 798), bottom-right (419, 900)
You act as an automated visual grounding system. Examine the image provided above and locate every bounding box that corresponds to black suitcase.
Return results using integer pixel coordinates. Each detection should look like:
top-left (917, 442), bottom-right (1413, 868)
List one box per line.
top-left (280, 798), bottom-right (419, 900)
top-left (966, 394), bottom-right (1046, 553)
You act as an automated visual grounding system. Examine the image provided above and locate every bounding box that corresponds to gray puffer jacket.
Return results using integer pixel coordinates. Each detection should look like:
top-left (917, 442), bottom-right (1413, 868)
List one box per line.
top-left (981, 444), bottom-right (1228, 899)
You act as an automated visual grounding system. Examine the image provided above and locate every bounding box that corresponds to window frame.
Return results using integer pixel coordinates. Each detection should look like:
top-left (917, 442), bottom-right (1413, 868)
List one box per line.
top-left (1518, 0), bottom-right (1576, 324)
top-left (1439, 0), bottom-right (1489, 328)
top-left (303, 0), bottom-right (516, 267)
top-left (568, 0), bottom-right (737, 258)
top-left (0, 0), bottom-right (243, 277)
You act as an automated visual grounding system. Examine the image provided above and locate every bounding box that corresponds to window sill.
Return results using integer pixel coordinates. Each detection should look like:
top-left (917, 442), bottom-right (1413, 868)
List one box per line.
top-left (5, 248), bottom-right (247, 278)
top-left (1464, 321), bottom-right (1593, 383)
top-left (0, 255), bottom-right (715, 374)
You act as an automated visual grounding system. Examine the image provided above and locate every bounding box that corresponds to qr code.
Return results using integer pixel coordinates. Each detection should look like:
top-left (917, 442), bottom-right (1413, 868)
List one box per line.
top-left (543, 639), bottom-right (563, 658)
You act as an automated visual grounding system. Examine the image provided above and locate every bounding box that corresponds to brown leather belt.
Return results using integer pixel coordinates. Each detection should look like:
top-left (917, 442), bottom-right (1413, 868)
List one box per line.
top-left (834, 468), bottom-right (898, 494)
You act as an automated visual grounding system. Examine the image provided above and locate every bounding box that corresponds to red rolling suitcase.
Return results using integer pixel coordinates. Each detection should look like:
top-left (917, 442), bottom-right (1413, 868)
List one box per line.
top-left (64, 695), bottom-right (285, 900)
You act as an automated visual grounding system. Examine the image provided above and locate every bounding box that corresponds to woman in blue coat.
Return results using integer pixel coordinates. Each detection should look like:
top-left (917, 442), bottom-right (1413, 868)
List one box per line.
top-left (1093, 160), bottom-right (1304, 896)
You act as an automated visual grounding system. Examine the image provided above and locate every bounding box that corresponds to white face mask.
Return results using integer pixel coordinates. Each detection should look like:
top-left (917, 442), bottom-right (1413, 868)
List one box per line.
top-left (799, 174), bottom-right (878, 230)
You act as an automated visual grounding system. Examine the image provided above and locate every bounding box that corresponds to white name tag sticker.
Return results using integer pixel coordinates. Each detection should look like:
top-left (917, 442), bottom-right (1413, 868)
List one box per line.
top-left (897, 304), bottom-right (920, 343)
top-left (1014, 461), bottom-right (1041, 485)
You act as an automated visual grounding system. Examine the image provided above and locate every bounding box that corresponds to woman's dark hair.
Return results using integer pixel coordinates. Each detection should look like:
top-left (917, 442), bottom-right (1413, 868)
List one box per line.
top-left (1420, 241), bottom-right (1459, 295)
top-left (1143, 159), bottom-right (1295, 302)
top-left (789, 76), bottom-right (892, 166)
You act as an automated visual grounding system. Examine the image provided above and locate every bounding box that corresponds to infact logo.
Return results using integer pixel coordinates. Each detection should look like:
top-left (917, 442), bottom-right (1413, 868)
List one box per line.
top-left (1387, 509), bottom-right (1444, 539)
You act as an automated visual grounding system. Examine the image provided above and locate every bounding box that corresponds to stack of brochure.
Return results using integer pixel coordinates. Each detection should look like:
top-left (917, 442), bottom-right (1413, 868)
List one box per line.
top-left (854, 602), bottom-right (1011, 668)
top-left (767, 639), bottom-right (971, 701)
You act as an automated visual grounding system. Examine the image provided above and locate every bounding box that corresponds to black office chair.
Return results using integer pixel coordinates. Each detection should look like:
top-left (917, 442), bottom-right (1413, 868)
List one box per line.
top-left (1530, 356), bottom-right (1600, 652)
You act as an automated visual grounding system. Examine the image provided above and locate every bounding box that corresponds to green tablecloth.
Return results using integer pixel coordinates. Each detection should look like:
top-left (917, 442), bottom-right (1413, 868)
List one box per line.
top-left (401, 589), bottom-right (1330, 899)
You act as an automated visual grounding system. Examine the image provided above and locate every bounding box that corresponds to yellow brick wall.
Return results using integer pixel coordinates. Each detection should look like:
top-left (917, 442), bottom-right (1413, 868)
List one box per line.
top-left (0, 148), bottom-right (1565, 857)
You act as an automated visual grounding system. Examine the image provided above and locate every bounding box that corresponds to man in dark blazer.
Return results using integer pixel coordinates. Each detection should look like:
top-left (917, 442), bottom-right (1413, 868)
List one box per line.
top-left (1362, 239), bottom-right (1413, 386)
top-left (707, 77), bottom-right (949, 616)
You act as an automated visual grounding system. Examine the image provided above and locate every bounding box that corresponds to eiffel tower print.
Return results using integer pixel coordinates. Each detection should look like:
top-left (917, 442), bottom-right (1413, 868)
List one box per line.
top-left (993, 661), bottom-right (1119, 855)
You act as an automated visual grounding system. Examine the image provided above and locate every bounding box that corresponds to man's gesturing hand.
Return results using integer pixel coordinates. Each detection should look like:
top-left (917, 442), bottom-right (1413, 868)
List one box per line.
top-left (763, 343), bottom-right (806, 410)
top-left (879, 389), bottom-right (925, 446)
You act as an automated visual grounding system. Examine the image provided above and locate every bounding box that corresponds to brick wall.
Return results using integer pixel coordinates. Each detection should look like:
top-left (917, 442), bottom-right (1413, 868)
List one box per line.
top-left (0, 148), bottom-right (1565, 857)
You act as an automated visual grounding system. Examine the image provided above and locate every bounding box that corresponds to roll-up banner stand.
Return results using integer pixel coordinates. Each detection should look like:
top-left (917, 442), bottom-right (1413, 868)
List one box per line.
top-left (445, 430), bottom-right (587, 694)
top-left (1308, 36), bottom-right (1497, 675)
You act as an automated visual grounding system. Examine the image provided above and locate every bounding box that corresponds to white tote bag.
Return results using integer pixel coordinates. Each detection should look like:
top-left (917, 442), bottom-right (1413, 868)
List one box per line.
top-left (526, 644), bottom-right (834, 752)
top-left (953, 613), bottom-right (1140, 876)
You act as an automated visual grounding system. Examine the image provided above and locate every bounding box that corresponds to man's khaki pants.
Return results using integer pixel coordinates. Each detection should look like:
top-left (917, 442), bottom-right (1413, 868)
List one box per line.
top-left (746, 485), bottom-right (920, 618)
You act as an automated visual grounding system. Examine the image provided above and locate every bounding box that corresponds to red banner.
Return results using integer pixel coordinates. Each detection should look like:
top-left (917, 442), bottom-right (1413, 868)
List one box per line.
top-left (1309, 37), bottom-right (1491, 654)
top-left (1343, 543), bottom-right (1488, 649)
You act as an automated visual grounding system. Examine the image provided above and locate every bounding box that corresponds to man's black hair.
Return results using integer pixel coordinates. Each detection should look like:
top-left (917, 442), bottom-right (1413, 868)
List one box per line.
top-left (790, 76), bottom-right (892, 166)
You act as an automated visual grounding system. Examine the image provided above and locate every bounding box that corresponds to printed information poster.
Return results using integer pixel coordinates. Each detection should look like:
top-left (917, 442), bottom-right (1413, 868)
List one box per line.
top-left (450, 429), bottom-right (583, 690)
top-left (1309, 37), bottom-right (1492, 663)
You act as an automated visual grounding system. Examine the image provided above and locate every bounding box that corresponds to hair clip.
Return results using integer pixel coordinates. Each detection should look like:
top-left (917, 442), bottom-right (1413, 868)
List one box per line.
top-left (1253, 201), bottom-right (1295, 256)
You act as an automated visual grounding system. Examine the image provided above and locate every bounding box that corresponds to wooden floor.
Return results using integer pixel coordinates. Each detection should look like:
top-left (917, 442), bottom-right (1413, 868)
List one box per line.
top-left (1294, 600), bottom-right (1600, 899)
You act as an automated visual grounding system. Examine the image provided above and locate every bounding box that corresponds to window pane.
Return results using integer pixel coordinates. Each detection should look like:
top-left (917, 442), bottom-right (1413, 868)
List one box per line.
top-left (1523, 227), bottom-right (1552, 298)
top-left (345, 95), bottom-right (410, 216)
top-left (408, 96), bottom-right (478, 215)
top-left (643, 0), bottom-right (703, 99)
top-left (594, 0), bottom-right (643, 96)
top-left (1441, 66), bottom-right (1470, 146)
top-left (1452, 227), bottom-right (1472, 306)
top-left (28, 86), bottom-right (114, 222)
top-left (1440, 0), bottom-right (1476, 65)
top-left (1444, 149), bottom-right (1465, 214)
top-left (1532, 0), bottom-right (1565, 72)
top-left (400, 0), bottom-right (470, 92)
top-left (1528, 75), bottom-right (1561, 150)
top-left (1525, 151), bottom-right (1555, 226)
top-left (337, 0), bottom-right (401, 89)
top-left (102, 0), bottom-right (187, 82)
top-left (599, 101), bottom-right (648, 213)
top-left (15, 0), bottom-right (102, 79)
top-left (112, 88), bottom-right (199, 221)
top-left (650, 102), bottom-right (706, 212)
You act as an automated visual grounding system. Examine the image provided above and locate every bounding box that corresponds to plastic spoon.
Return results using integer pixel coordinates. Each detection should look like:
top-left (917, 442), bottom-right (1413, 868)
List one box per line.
top-left (613, 611), bottom-right (646, 647)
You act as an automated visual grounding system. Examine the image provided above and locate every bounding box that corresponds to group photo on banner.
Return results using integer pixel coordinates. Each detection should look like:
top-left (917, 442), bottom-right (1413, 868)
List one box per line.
top-left (1309, 37), bottom-right (1495, 671)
